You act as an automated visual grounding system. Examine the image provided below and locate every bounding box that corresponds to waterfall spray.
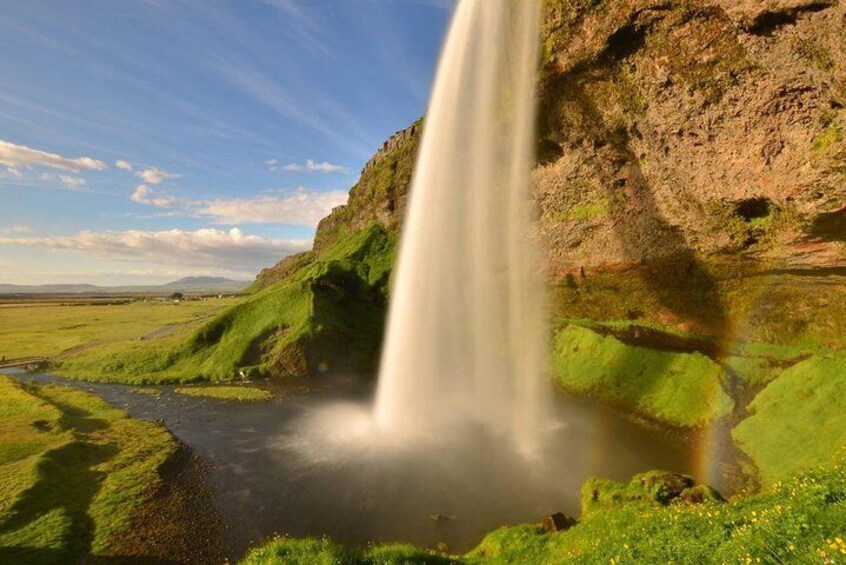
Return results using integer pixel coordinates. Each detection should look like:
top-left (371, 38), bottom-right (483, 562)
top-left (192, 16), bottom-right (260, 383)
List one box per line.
top-left (374, 0), bottom-right (548, 452)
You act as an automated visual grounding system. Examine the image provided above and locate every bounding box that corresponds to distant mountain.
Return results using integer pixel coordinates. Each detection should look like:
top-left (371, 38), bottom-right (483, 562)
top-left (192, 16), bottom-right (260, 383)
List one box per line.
top-left (0, 277), bottom-right (250, 295)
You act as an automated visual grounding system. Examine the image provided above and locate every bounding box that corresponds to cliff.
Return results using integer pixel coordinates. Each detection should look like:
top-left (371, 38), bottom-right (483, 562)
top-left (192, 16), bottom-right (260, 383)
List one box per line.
top-left (65, 0), bottom-right (846, 430)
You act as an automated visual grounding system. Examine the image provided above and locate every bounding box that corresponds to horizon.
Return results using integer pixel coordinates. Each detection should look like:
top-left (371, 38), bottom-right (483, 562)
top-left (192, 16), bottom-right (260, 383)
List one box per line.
top-left (0, 0), bottom-right (455, 286)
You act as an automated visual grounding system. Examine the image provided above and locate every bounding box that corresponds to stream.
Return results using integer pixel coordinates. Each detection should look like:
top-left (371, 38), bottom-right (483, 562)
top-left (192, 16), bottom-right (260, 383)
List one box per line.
top-left (7, 369), bottom-right (733, 559)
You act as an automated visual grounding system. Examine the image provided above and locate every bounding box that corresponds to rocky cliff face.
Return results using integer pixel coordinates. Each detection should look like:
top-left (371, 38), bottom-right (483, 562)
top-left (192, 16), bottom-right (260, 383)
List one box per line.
top-left (536, 0), bottom-right (845, 273)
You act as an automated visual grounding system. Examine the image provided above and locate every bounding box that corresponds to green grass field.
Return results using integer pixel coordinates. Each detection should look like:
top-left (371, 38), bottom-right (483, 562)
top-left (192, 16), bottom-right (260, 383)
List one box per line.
top-left (0, 298), bottom-right (241, 359)
top-left (0, 374), bottom-right (178, 564)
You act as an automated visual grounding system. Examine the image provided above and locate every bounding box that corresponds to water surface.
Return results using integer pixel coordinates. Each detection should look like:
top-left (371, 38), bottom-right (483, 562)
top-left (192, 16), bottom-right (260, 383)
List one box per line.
top-left (9, 370), bottom-right (726, 559)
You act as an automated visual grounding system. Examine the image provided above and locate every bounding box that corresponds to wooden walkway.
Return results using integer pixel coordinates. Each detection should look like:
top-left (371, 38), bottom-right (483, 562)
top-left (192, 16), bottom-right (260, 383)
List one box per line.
top-left (0, 357), bottom-right (49, 369)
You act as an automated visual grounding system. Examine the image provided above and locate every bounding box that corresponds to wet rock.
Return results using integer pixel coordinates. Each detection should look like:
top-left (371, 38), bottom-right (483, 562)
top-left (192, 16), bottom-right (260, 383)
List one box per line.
top-left (541, 512), bottom-right (577, 533)
top-left (429, 513), bottom-right (455, 524)
top-left (679, 485), bottom-right (727, 505)
top-left (639, 472), bottom-right (695, 503)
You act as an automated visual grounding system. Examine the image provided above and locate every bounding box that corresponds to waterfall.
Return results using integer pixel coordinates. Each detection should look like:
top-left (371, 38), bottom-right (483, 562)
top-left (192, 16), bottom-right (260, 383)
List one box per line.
top-left (374, 0), bottom-right (548, 453)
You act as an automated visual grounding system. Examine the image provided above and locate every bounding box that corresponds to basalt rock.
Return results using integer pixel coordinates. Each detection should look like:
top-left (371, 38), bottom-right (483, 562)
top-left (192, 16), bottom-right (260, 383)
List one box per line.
top-left (541, 512), bottom-right (578, 532)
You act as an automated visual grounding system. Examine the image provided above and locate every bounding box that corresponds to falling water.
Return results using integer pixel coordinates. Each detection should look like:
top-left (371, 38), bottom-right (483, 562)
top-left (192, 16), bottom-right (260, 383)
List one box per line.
top-left (375, 0), bottom-right (548, 452)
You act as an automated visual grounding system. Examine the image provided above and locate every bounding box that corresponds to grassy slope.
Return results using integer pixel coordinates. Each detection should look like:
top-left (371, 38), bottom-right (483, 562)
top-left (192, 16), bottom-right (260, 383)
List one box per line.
top-left (0, 374), bottom-right (177, 564)
top-left (0, 298), bottom-right (239, 359)
top-left (733, 355), bottom-right (846, 485)
top-left (58, 226), bottom-right (396, 384)
top-left (551, 325), bottom-right (733, 427)
top-left (241, 453), bottom-right (846, 564)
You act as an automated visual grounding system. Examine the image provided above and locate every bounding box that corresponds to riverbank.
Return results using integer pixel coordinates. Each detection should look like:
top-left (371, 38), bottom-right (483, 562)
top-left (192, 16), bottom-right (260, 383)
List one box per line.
top-left (0, 374), bottom-right (225, 564)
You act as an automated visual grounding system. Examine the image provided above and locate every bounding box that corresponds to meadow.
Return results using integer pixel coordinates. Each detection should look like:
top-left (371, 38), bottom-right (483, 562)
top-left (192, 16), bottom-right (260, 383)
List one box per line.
top-left (0, 297), bottom-right (242, 360)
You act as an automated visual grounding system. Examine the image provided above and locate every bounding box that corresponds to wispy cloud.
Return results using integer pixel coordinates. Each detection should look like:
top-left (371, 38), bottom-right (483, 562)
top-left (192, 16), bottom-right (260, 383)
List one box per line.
top-left (0, 228), bottom-right (311, 273)
top-left (115, 159), bottom-right (133, 171)
top-left (257, 0), bottom-right (330, 56)
top-left (0, 140), bottom-right (107, 174)
top-left (282, 159), bottom-right (350, 174)
top-left (0, 224), bottom-right (32, 235)
top-left (131, 184), bottom-right (177, 208)
top-left (136, 166), bottom-right (180, 185)
top-left (194, 188), bottom-right (348, 226)
top-left (59, 175), bottom-right (86, 187)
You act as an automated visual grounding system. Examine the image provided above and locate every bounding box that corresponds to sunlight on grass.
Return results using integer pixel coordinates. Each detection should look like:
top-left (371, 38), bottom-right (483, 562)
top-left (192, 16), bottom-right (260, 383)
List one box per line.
top-left (0, 374), bottom-right (177, 563)
top-left (0, 298), bottom-right (241, 359)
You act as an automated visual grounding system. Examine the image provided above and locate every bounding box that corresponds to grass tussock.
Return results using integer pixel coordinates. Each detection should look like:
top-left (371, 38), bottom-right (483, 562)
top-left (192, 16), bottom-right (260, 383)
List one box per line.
top-left (174, 386), bottom-right (272, 402)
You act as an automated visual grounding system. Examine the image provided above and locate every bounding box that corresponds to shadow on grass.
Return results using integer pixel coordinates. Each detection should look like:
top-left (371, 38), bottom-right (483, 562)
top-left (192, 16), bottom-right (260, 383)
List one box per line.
top-left (0, 439), bottom-right (118, 564)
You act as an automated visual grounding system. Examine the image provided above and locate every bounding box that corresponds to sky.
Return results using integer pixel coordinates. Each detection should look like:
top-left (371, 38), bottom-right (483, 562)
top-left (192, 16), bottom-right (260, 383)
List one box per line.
top-left (0, 0), bottom-right (454, 285)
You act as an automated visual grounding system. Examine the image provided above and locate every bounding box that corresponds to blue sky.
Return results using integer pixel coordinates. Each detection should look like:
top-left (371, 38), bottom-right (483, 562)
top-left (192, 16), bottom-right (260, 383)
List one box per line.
top-left (0, 0), bottom-right (454, 284)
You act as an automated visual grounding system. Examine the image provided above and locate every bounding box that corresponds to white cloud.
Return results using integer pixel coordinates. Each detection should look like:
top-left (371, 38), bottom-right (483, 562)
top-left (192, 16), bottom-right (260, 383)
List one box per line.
top-left (282, 159), bottom-right (350, 174)
top-left (0, 224), bottom-right (32, 235)
top-left (59, 175), bottom-right (86, 187)
top-left (265, 159), bottom-right (279, 167)
top-left (5, 167), bottom-right (22, 178)
top-left (0, 140), bottom-right (107, 172)
top-left (0, 228), bottom-right (310, 273)
top-left (115, 159), bottom-right (133, 171)
top-left (131, 184), bottom-right (177, 208)
top-left (136, 166), bottom-right (180, 185)
top-left (195, 188), bottom-right (348, 226)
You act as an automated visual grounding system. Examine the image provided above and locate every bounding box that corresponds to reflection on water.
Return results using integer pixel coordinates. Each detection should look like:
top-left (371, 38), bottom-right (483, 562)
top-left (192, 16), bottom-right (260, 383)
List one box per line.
top-left (9, 370), bottom-right (731, 559)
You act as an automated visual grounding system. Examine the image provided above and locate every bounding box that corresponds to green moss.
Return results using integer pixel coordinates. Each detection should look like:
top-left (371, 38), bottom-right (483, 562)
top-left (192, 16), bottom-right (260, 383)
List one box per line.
top-left (812, 120), bottom-right (845, 158)
top-left (723, 356), bottom-right (784, 386)
top-left (732, 355), bottom-right (846, 485)
top-left (552, 325), bottom-right (733, 427)
top-left (174, 386), bottom-right (272, 402)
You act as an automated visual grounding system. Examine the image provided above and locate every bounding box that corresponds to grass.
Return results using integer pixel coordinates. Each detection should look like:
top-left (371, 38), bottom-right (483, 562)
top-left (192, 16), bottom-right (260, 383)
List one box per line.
top-left (57, 225), bottom-right (396, 385)
top-left (732, 354), bottom-right (846, 485)
top-left (0, 298), bottom-right (240, 359)
top-left (240, 537), bottom-right (454, 565)
top-left (0, 374), bottom-right (178, 564)
top-left (241, 452), bottom-right (846, 564)
top-left (551, 325), bottom-right (733, 427)
top-left (174, 386), bottom-right (272, 402)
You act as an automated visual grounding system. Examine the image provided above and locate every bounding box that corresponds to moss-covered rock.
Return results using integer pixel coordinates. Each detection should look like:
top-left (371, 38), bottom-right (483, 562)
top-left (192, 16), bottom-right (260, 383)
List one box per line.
top-left (552, 325), bottom-right (733, 427)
